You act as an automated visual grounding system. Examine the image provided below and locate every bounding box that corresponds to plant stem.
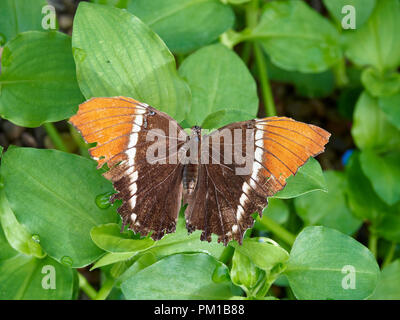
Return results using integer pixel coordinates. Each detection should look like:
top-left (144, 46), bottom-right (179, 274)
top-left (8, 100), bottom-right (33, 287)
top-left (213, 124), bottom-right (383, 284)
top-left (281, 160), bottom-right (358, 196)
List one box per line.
top-left (258, 215), bottom-right (296, 246)
top-left (382, 242), bottom-right (396, 268)
top-left (333, 57), bottom-right (349, 87)
top-left (43, 122), bottom-right (69, 152)
top-left (78, 273), bottom-right (98, 300)
top-left (368, 229), bottom-right (378, 259)
top-left (254, 43), bottom-right (277, 117)
top-left (94, 277), bottom-right (115, 300)
top-left (69, 124), bottom-right (90, 158)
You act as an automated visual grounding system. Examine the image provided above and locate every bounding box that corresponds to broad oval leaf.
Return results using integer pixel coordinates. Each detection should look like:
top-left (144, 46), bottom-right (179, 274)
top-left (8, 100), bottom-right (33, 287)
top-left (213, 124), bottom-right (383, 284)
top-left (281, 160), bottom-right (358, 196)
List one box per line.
top-left (0, 254), bottom-right (76, 300)
top-left (294, 171), bottom-right (362, 235)
top-left (1, 147), bottom-right (117, 267)
top-left (127, 0), bottom-right (235, 54)
top-left (121, 253), bottom-right (238, 299)
top-left (286, 226), bottom-right (380, 300)
top-left (369, 259), bottom-right (400, 300)
top-left (345, 0), bottom-right (400, 71)
top-left (0, 31), bottom-right (84, 127)
top-left (323, 0), bottom-right (376, 29)
top-left (179, 44), bottom-right (258, 126)
top-left (273, 157), bottom-right (327, 199)
top-left (351, 91), bottom-right (400, 152)
top-left (360, 150), bottom-right (400, 206)
top-left (91, 223), bottom-right (154, 253)
top-left (72, 2), bottom-right (190, 122)
top-left (253, 0), bottom-right (341, 73)
top-left (0, 0), bottom-right (48, 45)
top-left (231, 238), bottom-right (289, 273)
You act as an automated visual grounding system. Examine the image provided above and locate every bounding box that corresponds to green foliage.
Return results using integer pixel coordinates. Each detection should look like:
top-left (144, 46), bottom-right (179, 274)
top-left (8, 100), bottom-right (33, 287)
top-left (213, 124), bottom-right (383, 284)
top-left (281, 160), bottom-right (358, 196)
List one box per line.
top-left (1, 147), bottom-right (117, 267)
top-left (127, 0), bottom-right (235, 53)
top-left (0, 0), bottom-right (398, 301)
top-left (323, 0), bottom-right (376, 29)
top-left (0, 0), bottom-right (48, 45)
top-left (345, 0), bottom-right (400, 71)
top-left (179, 44), bottom-right (258, 125)
top-left (294, 171), bottom-right (362, 235)
top-left (252, 0), bottom-right (341, 73)
top-left (369, 259), bottom-right (400, 299)
top-left (286, 227), bottom-right (380, 300)
top-left (121, 253), bottom-right (238, 299)
top-left (273, 157), bottom-right (327, 199)
top-left (72, 2), bottom-right (190, 122)
top-left (0, 31), bottom-right (83, 127)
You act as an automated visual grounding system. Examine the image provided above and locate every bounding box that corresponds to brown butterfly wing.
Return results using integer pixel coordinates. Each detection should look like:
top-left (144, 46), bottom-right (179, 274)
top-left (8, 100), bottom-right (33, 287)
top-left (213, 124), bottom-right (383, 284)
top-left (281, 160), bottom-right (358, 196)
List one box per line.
top-left (70, 97), bottom-right (188, 240)
top-left (185, 117), bottom-right (330, 245)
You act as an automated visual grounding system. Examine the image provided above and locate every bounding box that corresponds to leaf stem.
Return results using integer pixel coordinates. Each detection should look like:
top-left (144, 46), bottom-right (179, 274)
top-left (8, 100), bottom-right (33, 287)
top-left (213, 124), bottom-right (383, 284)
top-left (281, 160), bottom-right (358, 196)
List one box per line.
top-left (333, 57), bottom-right (349, 87)
top-left (368, 229), bottom-right (378, 259)
top-left (94, 277), bottom-right (115, 300)
top-left (78, 272), bottom-right (98, 300)
top-left (254, 43), bottom-right (277, 117)
top-left (43, 122), bottom-right (68, 152)
top-left (258, 215), bottom-right (296, 246)
top-left (382, 242), bottom-right (396, 268)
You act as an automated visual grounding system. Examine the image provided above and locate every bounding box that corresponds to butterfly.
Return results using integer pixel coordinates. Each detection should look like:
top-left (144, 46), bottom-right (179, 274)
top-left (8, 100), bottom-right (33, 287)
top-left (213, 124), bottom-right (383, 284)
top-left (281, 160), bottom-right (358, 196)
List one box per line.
top-left (70, 96), bottom-right (330, 245)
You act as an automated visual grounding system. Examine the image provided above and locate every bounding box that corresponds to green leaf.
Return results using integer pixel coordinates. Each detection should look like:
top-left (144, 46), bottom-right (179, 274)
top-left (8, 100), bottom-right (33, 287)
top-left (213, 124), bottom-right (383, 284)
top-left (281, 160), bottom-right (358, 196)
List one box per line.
top-left (286, 226), bottom-right (380, 300)
top-left (121, 253), bottom-right (237, 299)
top-left (201, 109), bottom-right (255, 129)
top-left (0, 255), bottom-right (76, 299)
top-left (0, 224), bottom-right (18, 261)
top-left (116, 251), bottom-right (157, 284)
top-left (323, 0), bottom-right (376, 28)
top-left (360, 150), bottom-right (400, 206)
top-left (379, 92), bottom-right (400, 130)
top-left (1, 147), bottom-right (117, 267)
top-left (361, 68), bottom-right (400, 97)
top-left (72, 2), bottom-right (190, 122)
top-left (273, 157), bottom-right (327, 199)
top-left (0, 0), bottom-right (48, 45)
top-left (127, 0), bottom-right (234, 54)
top-left (351, 91), bottom-right (400, 152)
top-left (0, 31), bottom-right (83, 127)
top-left (260, 198), bottom-right (289, 226)
top-left (294, 171), bottom-right (362, 235)
top-left (0, 187), bottom-right (46, 258)
top-left (266, 53), bottom-right (335, 98)
top-left (375, 208), bottom-right (400, 243)
top-left (179, 44), bottom-right (258, 126)
top-left (91, 252), bottom-right (136, 270)
top-left (345, 152), bottom-right (388, 223)
top-left (231, 238), bottom-right (289, 273)
top-left (345, 0), bottom-right (400, 71)
top-left (252, 0), bottom-right (341, 73)
top-left (223, 0), bottom-right (250, 4)
top-left (369, 259), bottom-right (400, 300)
top-left (144, 215), bottom-right (225, 260)
top-left (90, 0), bottom-right (129, 8)
top-left (230, 249), bottom-right (262, 292)
top-left (91, 223), bottom-right (154, 253)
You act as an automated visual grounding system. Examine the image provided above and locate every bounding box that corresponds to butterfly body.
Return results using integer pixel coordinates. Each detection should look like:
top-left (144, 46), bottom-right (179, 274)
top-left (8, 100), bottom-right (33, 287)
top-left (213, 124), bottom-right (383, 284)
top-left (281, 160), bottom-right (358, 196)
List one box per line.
top-left (70, 97), bottom-right (330, 245)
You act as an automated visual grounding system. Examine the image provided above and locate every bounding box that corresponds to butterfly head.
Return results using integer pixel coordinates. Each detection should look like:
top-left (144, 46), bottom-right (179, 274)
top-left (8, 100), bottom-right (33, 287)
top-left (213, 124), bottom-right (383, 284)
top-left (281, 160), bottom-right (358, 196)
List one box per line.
top-left (190, 125), bottom-right (202, 141)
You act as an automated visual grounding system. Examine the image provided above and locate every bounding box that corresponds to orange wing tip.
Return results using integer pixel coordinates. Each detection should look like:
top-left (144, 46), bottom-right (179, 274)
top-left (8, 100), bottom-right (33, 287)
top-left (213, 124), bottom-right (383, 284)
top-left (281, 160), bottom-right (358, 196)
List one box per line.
top-left (69, 96), bottom-right (149, 169)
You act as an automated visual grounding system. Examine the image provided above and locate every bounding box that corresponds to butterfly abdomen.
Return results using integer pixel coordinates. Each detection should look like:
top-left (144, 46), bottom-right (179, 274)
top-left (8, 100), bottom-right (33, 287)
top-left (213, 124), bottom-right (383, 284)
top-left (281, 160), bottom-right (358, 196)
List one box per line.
top-left (183, 163), bottom-right (198, 196)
